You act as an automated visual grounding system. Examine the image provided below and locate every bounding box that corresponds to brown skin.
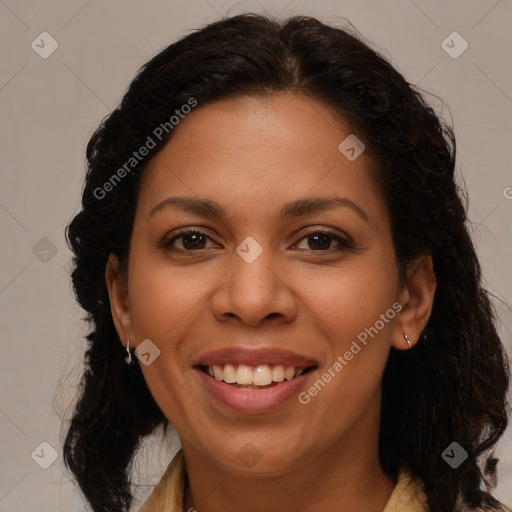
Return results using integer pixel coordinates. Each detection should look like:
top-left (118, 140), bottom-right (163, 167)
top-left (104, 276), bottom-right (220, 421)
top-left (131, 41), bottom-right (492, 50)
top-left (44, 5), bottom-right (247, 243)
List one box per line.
top-left (106, 93), bottom-right (437, 512)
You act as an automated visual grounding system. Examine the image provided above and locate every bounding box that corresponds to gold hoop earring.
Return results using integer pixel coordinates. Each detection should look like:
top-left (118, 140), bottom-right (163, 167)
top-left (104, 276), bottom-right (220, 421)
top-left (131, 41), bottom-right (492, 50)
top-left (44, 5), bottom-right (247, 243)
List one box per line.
top-left (404, 333), bottom-right (412, 349)
top-left (125, 339), bottom-right (132, 364)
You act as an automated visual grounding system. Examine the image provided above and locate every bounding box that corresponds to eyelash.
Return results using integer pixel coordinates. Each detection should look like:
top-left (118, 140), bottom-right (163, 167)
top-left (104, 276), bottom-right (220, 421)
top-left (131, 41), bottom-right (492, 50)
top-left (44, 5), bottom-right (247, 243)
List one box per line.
top-left (158, 227), bottom-right (354, 254)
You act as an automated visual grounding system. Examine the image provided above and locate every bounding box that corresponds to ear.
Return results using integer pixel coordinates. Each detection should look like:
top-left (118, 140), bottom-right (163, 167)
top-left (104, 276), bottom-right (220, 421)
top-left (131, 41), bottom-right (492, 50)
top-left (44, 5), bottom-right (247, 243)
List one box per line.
top-left (391, 254), bottom-right (437, 350)
top-left (105, 253), bottom-right (134, 349)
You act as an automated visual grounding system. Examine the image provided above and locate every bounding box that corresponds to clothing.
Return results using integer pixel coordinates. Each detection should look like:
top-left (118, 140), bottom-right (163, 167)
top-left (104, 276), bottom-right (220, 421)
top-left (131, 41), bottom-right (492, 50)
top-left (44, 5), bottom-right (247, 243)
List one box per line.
top-left (138, 450), bottom-right (510, 512)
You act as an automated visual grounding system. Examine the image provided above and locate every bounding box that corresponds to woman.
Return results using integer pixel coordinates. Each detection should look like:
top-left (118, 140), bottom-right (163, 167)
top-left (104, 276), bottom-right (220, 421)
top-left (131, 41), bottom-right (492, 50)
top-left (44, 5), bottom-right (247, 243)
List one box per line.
top-left (63, 12), bottom-right (511, 512)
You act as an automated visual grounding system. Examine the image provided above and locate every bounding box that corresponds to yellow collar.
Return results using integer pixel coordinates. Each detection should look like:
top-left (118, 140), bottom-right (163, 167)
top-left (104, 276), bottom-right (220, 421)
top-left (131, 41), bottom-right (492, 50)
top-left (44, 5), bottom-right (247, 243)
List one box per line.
top-left (138, 450), bottom-right (506, 512)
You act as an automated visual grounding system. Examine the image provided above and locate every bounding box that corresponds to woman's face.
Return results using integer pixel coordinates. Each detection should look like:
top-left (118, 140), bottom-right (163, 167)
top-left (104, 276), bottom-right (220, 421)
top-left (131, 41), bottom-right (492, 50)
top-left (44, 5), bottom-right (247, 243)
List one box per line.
top-left (108, 92), bottom-right (418, 474)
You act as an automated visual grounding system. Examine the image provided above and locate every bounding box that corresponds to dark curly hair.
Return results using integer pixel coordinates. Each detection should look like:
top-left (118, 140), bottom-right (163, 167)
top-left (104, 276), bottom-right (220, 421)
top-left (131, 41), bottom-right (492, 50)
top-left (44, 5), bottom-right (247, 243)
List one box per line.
top-left (62, 12), bottom-right (510, 512)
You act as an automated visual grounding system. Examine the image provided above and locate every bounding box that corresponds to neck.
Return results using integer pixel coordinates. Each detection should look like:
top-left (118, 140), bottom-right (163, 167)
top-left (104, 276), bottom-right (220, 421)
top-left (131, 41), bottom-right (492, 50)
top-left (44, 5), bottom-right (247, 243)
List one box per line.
top-left (181, 409), bottom-right (396, 512)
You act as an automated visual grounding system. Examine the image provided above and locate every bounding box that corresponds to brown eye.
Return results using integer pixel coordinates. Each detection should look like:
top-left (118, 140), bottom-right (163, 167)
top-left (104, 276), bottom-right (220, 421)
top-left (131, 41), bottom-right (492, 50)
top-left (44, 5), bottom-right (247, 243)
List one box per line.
top-left (294, 229), bottom-right (353, 252)
top-left (160, 229), bottom-right (217, 252)
top-left (306, 232), bottom-right (332, 250)
top-left (178, 232), bottom-right (207, 250)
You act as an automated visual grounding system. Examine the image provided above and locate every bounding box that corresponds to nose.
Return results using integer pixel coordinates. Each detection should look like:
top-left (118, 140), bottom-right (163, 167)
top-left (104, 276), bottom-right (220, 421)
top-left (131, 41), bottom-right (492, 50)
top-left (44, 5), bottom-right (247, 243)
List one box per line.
top-left (210, 243), bottom-right (297, 327)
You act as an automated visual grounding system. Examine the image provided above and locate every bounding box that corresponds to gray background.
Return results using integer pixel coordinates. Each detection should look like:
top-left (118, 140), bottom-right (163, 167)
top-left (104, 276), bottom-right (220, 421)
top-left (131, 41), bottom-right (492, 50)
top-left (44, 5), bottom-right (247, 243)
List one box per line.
top-left (0, 0), bottom-right (510, 510)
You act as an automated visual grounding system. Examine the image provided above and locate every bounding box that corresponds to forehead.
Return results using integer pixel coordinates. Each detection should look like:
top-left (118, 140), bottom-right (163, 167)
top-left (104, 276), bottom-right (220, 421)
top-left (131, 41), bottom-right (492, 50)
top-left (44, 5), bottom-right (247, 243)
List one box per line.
top-left (137, 92), bottom-right (385, 222)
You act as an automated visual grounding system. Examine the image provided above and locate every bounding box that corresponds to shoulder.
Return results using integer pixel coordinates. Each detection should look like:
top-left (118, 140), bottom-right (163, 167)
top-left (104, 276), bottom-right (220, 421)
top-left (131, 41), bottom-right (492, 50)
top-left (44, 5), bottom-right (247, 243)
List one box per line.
top-left (138, 450), bottom-right (186, 512)
top-left (385, 465), bottom-right (511, 512)
top-left (383, 465), bottom-right (429, 511)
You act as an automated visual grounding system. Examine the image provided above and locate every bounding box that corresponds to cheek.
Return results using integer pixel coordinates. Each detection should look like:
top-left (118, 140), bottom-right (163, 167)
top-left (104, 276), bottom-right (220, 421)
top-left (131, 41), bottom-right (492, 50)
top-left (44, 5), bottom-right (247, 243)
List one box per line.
top-left (128, 260), bottom-right (212, 341)
top-left (299, 264), bottom-right (398, 421)
top-left (127, 262), bottom-right (207, 424)
top-left (294, 254), bottom-right (398, 345)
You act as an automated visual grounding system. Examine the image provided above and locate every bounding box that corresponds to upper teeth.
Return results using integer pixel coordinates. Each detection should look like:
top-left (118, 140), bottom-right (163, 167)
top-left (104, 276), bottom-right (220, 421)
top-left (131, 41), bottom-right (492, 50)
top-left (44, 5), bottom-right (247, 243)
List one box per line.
top-left (206, 364), bottom-right (306, 386)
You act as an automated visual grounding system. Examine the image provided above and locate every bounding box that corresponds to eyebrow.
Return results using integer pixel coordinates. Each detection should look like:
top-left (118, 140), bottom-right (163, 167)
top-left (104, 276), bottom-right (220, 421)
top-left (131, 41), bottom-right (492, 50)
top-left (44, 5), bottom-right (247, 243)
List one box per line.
top-left (149, 195), bottom-right (369, 223)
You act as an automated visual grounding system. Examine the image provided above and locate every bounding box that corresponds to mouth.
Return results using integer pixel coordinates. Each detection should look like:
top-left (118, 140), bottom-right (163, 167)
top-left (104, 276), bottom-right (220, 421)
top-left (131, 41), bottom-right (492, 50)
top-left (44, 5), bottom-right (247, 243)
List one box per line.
top-left (193, 347), bottom-right (319, 413)
top-left (195, 361), bottom-right (318, 414)
top-left (198, 363), bottom-right (317, 390)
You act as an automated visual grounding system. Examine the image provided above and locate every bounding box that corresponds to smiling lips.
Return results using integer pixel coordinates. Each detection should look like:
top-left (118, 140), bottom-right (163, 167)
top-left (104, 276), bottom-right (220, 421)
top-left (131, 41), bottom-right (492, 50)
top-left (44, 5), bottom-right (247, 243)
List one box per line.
top-left (194, 347), bottom-right (317, 411)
